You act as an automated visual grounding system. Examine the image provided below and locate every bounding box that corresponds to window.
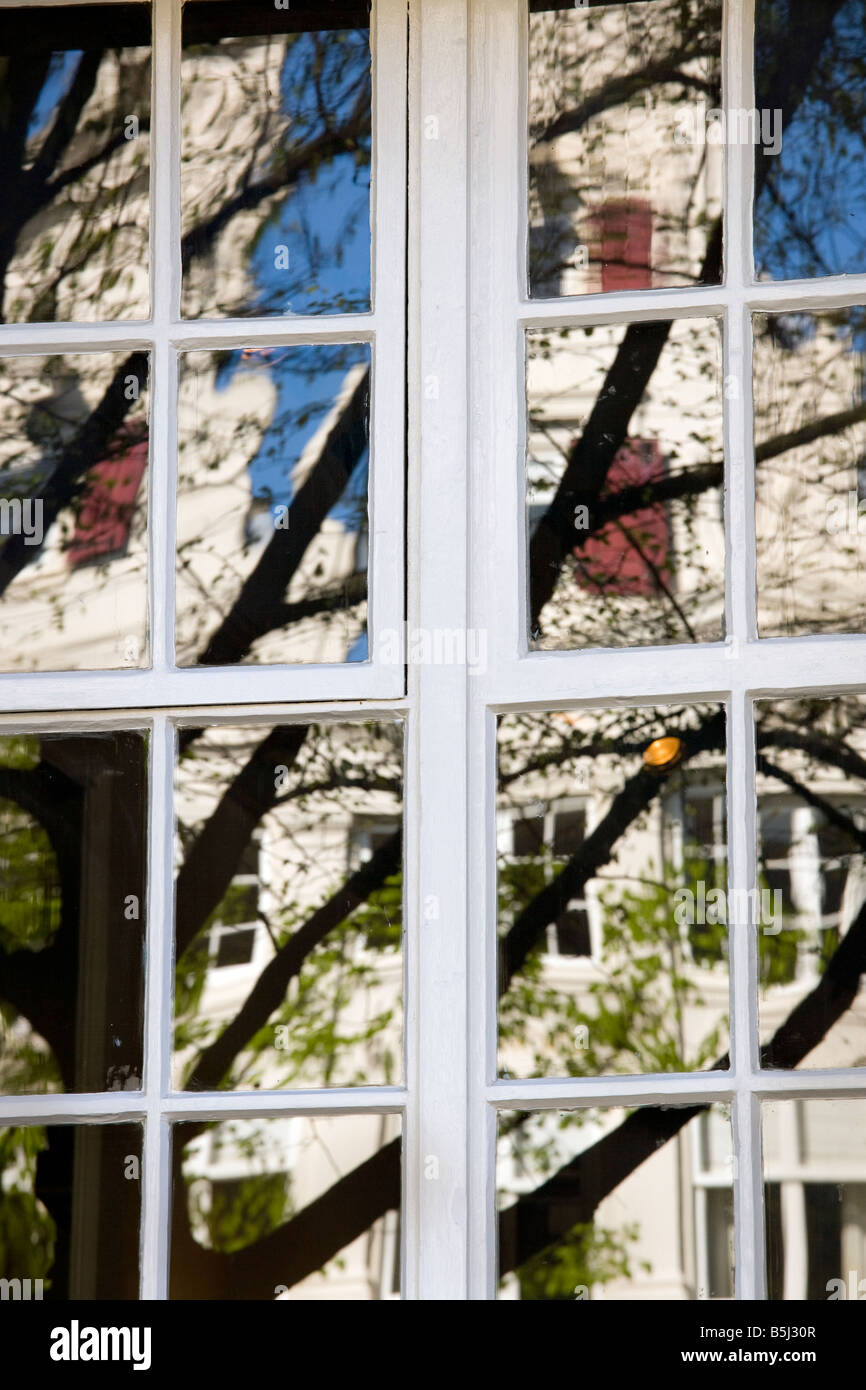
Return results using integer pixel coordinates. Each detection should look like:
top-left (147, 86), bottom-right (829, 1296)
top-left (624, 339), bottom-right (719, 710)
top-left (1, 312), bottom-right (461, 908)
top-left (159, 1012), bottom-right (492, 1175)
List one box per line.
top-left (0, 0), bottom-right (407, 1302)
top-left (2, 0), bottom-right (866, 1306)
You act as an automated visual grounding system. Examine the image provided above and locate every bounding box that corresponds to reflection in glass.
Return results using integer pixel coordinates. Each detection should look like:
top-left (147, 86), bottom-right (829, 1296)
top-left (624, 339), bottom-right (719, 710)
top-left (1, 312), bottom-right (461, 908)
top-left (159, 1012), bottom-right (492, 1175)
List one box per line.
top-left (754, 308), bottom-right (866, 637)
top-left (763, 1100), bottom-right (866, 1300)
top-left (0, 1123), bottom-right (141, 1299)
top-left (756, 696), bottom-right (866, 1070)
top-left (755, 0), bottom-right (866, 281)
top-left (181, 4), bottom-right (371, 318)
top-left (527, 319), bottom-right (724, 651)
top-left (528, 1), bottom-right (722, 299)
top-left (172, 721), bottom-right (403, 1092)
top-left (0, 7), bottom-right (151, 322)
top-left (497, 703), bottom-right (728, 1080)
top-left (176, 344), bottom-right (369, 667)
top-left (0, 353), bottom-right (150, 672)
top-left (170, 1115), bottom-right (400, 1299)
top-left (497, 1105), bottom-right (732, 1299)
top-left (0, 731), bottom-right (147, 1096)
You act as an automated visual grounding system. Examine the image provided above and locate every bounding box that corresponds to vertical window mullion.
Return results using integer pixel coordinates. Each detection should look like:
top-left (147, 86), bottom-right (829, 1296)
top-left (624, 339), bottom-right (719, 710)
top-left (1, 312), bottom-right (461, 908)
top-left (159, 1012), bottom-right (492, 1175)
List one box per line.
top-left (468, 0), bottom-right (524, 1300)
top-left (407, 0), bottom-right (472, 1301)
top-left (722, 0), bottom-right (767, 1300)
top-left (140, 1), bottom-right (181, 1297)
top-left (368, 0), bottom-right (408, 694)
top-left (140, 714), bottom-right (175, 1299)
top-left (149, 0), bottom-right (181, 678)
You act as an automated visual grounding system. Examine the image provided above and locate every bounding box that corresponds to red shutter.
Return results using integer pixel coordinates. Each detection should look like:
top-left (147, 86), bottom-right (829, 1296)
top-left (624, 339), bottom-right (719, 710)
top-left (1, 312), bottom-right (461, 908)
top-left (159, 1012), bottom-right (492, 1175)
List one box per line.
top-left (591, 198), bottom-right (653, 292)
top-left (575, 438), bottom-right (669, 598)
top-left (67, 429), bottom-right (148, 568)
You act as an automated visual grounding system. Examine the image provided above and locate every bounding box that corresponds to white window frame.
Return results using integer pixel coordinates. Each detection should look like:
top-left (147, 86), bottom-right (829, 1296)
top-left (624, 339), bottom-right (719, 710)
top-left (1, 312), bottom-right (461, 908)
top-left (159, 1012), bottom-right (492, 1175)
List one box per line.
top-left (0, 0), bottom-right (411, 1303)
top-left (0, 0), bottom-right (406, 709)
top-left (5, 0), bottom-right (866, 1304)
top-left (465, 0), bottom-right (866, 1302)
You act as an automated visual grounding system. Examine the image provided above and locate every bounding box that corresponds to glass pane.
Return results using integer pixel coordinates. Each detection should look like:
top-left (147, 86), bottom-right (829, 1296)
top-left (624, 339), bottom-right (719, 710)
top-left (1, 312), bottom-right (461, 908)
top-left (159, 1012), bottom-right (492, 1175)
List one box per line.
top-left (763, 1099), bottom-right (866, 1300)
top-left (181, 2), bottom-right (371, 318)
top-left (0, 731), bottom-right (147, 1095)
top-left (0, 1123), bottom-right (141, 1299)
top-left (497, 703), bottom-right (728, 1080)
top-left (170, 1115), bottom-right (401, 1299)
top-left (528, 1), bottom-right (722, 299)
top-left (527, 318), bottom-right (724, 651)
top-left (0, 6), bottom-right (151, 322)
top-left (173, 720), bottom-right (403, 1091)
top-left (755, 0), bottom-right (866, 281)
top-left (176, 344), bottom-right (369, 667)
top-left (756, 695), bottom-right (866, 1069)
top-left (754, 308), bottom-right (866, 638)
top-left (497, 1105), bottom-right (732, 1299)
top-left (0, 353), bottom-right (149, 672)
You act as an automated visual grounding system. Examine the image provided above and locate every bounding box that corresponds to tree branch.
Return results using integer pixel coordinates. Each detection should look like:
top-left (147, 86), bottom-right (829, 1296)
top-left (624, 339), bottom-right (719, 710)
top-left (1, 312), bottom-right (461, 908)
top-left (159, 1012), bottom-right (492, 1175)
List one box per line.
top-left (502, 895), bottom-right (866, 1273)
top-left (175, 726), bottom-right (309, 960)
top-left (538, 63), bottom-right (719, 145)
top-left (501, 710), bottom-right (726, 984)
top-left (197, 367), bottom-right (369, 668)
top-left (0, 350), bottom-right (148, 595)
top-left (25, 51), bottom-right (102, 201)
top-left (184, 828), bottom-right (401, 1091)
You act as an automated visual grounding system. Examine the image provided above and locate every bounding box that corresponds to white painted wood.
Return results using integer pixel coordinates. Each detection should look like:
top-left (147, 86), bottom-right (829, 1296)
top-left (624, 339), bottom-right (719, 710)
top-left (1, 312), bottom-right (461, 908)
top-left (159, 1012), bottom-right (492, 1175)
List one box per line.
top-left (723, 0), bottom-right (765, 1301)
top-left (467, 0), bottom-right (524, 1300)
top-left (475, 635), bottom-right (866, 710)
top-left (0, 702), bottom-right (406, 732)
top-left (0, 665), bottom-right (404, 709)
top-left (405, 0), bottom-right (472, 1301)
top-left (0, 318), bottom-right (375, 352)
top-left (0, 1087), bottom-right (408, 1126)
top-left (140, 716), bottom-right (174, 1298)
top-left (521, 288), bottom-right (730, 326)
top-left (491, 1074), bottom-right (735, 1108)
top-left (3, 629), bottom-right (866, 711)
top-left (367, 0), bottom-right (408, 692)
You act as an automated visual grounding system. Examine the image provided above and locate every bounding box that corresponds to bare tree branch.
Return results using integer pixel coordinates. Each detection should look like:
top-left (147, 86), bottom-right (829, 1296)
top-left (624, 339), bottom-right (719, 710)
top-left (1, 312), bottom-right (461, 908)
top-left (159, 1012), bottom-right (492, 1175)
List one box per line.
top-left (0, 350), bottom-right (148, 595)
top-left (175, 726), bottom-right (309, 960)
top-left (184, 828), bottom-right (401, 1091)
top-left (197, 367), bottom-right (369, 668)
